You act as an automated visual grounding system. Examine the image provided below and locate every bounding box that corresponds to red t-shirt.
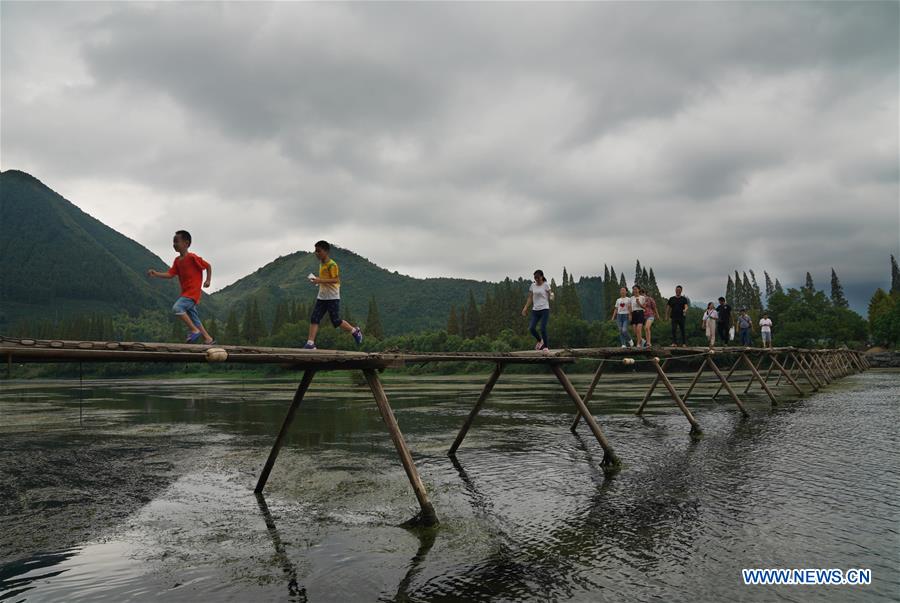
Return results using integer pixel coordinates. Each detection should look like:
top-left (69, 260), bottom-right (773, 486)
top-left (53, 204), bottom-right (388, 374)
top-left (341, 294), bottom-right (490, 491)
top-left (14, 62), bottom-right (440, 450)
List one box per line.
top-left (167, 252), bottom-right (210, 303)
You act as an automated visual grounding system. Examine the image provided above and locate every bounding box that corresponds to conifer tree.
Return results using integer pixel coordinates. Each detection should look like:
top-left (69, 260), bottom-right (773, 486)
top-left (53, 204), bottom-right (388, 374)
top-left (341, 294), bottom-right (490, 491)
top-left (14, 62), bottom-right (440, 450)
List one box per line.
top-left (447, 305), bottom-right (460, 336)
top-left (634, 260), bottom-right (642, 288)
top-left (804, 272), bottom-right (816, 293)
top-left (464, 290), bottom-right (480, 339)
top-left (774, 279), bottom-right (784, 295)
top-left (726, 275), bottom-right (735, 304)
top-left (366, 296), bottom-right (385, 339)
top-left (749, 270), bottom-right (763, 310)
top-left (741, 272), bottom-right (753, 309)
top-left (891, 255), bottom-right (900, 295)
top-left (764, 271), bottom-right (775, 299)
top-left (206, 318), bottom-right (218, 341)
top-left (272, 301), bottom-right (288, 335)
top-left (618, 272), bottom-right (627, 292)
top-left (830, 268), bottom-right (848, 308)
top-left (608, 266), bottom-right (619, 311)
top-left (224, 309), bottom-right (240, 344)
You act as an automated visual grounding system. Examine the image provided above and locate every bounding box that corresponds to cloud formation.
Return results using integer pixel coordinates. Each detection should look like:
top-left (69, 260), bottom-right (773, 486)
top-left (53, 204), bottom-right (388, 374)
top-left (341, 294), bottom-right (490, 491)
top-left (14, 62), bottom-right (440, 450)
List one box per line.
top-left (2, 2), bottom-right (897, 310)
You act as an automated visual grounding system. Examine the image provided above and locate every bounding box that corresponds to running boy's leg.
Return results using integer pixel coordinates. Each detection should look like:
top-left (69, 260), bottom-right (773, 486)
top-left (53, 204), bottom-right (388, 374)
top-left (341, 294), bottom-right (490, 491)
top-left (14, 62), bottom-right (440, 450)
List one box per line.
top-left (326, 301), bottom-right (363, 344)
top-left (173, 297), bottom-right (201, 336)
top-left (185, 302), bottom-right (215, 343)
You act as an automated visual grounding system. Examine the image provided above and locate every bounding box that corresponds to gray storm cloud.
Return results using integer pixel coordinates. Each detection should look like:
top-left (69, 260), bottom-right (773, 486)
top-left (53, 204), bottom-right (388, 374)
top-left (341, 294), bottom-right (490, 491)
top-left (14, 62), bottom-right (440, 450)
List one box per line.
top-left (1, 1), bottom-right (897, 311)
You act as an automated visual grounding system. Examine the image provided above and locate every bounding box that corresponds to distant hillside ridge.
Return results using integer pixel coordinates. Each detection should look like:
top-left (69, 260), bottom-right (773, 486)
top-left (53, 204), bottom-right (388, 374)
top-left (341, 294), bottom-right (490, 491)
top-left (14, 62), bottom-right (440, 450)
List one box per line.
top-left (0, 169), bottom-right (177, 330)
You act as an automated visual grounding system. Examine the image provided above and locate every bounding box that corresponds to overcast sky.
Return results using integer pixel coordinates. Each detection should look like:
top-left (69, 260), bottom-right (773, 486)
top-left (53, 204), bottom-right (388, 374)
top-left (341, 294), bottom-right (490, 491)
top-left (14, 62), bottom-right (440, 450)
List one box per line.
top-left (2, 2), bottom-right (898, 311)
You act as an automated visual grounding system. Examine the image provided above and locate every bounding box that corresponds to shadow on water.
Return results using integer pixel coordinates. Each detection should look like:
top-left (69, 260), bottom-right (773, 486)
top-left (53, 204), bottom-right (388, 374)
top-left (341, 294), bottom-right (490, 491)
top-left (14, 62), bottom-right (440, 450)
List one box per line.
top-left (253, 491), bottom-right (437, 603)
top-left (255, 493), bottom-right (307, 603)
top-left (0, 549), bottom-right (80, 602)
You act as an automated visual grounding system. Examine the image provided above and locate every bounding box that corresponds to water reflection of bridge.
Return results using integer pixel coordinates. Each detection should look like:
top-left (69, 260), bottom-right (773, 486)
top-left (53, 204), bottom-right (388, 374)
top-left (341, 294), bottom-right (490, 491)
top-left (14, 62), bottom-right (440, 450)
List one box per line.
top-left (1, 337), bottom-right (869, 526)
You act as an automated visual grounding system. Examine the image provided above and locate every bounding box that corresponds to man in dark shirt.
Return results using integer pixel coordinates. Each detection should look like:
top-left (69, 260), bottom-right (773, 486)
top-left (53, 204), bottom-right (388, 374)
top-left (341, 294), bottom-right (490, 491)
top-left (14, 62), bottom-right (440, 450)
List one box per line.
top-left (716, 296), bottom-right (732, 346)
top-left (666, 285), bottom-right (690, 346)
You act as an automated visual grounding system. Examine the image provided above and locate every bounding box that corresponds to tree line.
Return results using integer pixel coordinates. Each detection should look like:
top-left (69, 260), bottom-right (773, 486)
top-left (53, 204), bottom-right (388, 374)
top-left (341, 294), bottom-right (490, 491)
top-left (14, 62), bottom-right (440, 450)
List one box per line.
top-left (10, 257), bottom-right (898, 352)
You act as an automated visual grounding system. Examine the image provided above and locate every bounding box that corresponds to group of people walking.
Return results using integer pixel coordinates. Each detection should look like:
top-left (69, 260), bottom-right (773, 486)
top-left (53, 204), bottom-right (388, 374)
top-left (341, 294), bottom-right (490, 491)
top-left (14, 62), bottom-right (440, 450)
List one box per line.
top-left (700, 298), bottom-right (773, 349)
top-left (522, 271), bottom-right (774, 351)
top-left (152, 238), bottom-right (774, 353)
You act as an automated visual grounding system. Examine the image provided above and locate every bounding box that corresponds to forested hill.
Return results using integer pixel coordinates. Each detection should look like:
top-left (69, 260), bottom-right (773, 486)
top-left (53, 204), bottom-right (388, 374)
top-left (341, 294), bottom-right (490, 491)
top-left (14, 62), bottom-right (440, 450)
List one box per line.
top-left (209, 248), bottom-right (496, 334)
top-left (0, 170), bottom-right (177, 330)
top-left (1, 168), bottom-right (608, 337)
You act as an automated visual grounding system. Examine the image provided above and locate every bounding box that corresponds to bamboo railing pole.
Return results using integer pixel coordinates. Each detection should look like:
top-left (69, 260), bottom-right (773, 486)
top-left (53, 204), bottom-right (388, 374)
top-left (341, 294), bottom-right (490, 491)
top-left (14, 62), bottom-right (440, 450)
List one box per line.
top-left (449, 363), bottom-right (504, 455)
top-left (255, 370), bottom-right (317, 493)
top-left (703, 357), bottom-right (749, 417)
top-left (712, 356), bottom-right (742, 399)
top-left (635, 358), bottom-right (669, 416)
top-left (363, 368), bottom-right (438, 526)
top-left (742, 353), bottom-right (778, 406)
top-left (651, 357), bottom-right (702, 433)
top-left (551, 364), bottom-right (620, 467)
top-left (571, 360), bottom-right (605, 431)
top-left (680, 355), bottom-right (709, 402)
top-left (768, 354), bottom-right (804, 396)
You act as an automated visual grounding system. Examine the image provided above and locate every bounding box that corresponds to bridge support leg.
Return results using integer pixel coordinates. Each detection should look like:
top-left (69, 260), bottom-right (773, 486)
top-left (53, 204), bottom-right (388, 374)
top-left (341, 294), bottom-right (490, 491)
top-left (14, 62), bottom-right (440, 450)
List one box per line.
top-left (680, 357), bottom-right (709, 403)
top-left (571, 360), bottom-right (606, 431)
top-left (796, 353), bottom-right (822, 389)
top-left (363, 369), bottom-right (438, 527)
top-left (635, 358), bottom-right (669, 416)
top-left (256, 370), bottom-right (317, 493)
top-left (703, 356), bottom-right (749, 417)
top-left (651, 357), bottom-right (701, 434)
top-left (769, 354), bottom-right (805, 396)
top-left (743, 353), bottom-right (778, 406)
top-left (742, 355), bottom-right (766, 394)
top-left (712, 356), bottom-right (742, 399)
top-left (551, 364), bottom-right (620, 466)
top-left (449, 363), bottom-right (504, 455)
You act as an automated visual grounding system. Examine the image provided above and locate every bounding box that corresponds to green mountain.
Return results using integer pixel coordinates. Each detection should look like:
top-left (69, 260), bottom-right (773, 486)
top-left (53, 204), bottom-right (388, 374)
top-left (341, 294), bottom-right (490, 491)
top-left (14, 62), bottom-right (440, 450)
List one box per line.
top-left (0, 170), bottom-right (178, 330)
top-left (1, 169), bottom-right (607, 338)
top-left (209, 248), bottom-right (495, 335)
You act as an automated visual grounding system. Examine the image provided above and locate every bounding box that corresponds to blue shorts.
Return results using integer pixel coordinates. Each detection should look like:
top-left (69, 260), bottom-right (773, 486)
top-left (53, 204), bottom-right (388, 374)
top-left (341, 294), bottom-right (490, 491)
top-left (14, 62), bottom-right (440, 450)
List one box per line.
top-left (310, 299), bottom-right (342, 327)
top-left (172, 296), bottom-right (202, 327)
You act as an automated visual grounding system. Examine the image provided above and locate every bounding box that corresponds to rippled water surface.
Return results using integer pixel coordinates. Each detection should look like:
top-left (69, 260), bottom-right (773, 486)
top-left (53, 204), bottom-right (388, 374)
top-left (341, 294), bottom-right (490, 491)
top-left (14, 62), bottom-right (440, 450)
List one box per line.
top-left (1, 368), bottom-right (898, 602)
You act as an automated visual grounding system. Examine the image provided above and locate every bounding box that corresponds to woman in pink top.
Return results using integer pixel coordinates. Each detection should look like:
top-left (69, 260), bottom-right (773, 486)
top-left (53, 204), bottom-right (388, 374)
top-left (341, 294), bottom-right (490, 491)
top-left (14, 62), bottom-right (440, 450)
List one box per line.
top-left (640, 287), bottom-right (658, 348)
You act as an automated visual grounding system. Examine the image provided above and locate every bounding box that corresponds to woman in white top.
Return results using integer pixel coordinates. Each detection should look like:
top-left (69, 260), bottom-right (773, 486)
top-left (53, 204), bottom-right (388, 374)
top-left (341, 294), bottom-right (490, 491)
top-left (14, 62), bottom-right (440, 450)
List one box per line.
top-left (610, 287), bottom-right (633, 347)
top-left (703, 302), bottom-right (719, 347)
top-left (759, 313), bottom-right (773, 349)
top-left (522, 270), bottom-right (553, 350)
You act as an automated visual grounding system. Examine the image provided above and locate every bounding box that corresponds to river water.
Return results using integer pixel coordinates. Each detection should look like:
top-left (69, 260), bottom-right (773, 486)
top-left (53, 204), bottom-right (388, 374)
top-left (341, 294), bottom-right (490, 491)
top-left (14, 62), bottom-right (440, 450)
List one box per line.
top-left (1, 368), bottom-right (898, 602)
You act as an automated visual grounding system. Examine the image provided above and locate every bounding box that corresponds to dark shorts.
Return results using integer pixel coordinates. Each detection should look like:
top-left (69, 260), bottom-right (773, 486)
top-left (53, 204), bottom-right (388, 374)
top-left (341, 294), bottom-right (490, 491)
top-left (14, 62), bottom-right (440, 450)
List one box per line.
top-left (631, 310), bottom-right (645, 325)
top-left (310, 299), bottom-right (342, 327)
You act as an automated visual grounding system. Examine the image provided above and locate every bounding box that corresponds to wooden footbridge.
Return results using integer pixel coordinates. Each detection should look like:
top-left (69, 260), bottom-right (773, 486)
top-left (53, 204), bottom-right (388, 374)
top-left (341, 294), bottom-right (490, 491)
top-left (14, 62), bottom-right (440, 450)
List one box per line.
top-left (1, 336), bottom-right (870, 527)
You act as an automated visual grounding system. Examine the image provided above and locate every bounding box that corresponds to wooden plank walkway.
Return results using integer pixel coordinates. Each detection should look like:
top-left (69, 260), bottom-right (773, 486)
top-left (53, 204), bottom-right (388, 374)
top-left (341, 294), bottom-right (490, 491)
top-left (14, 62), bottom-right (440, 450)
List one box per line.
top-left (0, 336), bottom-right (869, 526)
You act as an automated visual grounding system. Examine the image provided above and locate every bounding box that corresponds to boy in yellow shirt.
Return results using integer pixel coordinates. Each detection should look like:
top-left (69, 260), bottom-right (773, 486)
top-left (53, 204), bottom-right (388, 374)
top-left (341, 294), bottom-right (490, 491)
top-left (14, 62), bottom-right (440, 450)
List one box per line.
top-left (304, 240), bottom-right (363, 349)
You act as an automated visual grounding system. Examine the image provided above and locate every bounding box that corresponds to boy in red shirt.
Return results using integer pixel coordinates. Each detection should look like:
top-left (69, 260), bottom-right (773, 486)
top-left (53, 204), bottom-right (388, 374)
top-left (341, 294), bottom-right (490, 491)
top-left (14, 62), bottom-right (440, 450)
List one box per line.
top-left (147, 230), bottom-right (215, 344)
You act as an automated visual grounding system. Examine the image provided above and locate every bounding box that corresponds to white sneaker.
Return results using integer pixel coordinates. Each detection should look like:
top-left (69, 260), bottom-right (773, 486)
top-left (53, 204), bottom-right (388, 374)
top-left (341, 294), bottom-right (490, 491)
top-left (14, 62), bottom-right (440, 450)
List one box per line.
top-left (621, 344), bottom-right (627, 348)
top-left (628, 340), bottom-right (634, 347)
